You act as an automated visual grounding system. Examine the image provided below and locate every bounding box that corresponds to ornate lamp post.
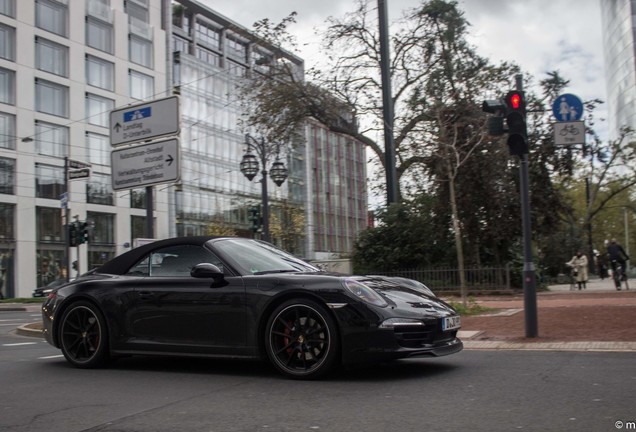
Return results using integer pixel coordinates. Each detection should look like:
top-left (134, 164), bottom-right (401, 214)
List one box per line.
top-left (239, 134), bottom-right (288, 242)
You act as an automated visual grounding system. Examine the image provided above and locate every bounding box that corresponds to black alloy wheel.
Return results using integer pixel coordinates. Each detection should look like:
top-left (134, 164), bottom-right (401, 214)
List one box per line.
top-left (59, 301), bottom-right (109, 368)
top-left (266, 299), bottom-right (339, 379)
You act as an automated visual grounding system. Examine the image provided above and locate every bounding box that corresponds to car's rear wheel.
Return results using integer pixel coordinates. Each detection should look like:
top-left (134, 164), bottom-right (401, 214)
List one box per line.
top-left (59, 301), bottom-right (109, 368)
top-left (265, 299), bottom-right (339, 379)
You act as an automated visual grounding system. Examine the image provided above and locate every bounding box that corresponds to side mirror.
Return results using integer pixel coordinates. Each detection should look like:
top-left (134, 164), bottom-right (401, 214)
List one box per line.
top-left (191, 263), bottom-right (225, 282)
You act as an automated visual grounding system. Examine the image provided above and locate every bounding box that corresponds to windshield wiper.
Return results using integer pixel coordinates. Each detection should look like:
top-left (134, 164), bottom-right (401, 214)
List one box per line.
top-left (253, 269), bottom-right (300, 275)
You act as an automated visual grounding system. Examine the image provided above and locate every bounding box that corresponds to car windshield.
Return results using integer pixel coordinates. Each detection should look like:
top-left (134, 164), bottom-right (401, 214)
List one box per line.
top-left (212, 238), bottom-right (319, 275)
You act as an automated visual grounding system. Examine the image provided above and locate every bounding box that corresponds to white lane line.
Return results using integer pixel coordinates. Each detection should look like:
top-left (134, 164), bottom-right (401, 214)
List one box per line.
top-left (2, 342), bottom-right (38, 347)
top-left (39, 355), bottom-right (64, 359)
top-left (0, 319), bottom-right (26, 322)
top-left (0, 323), bottom-right (25, 326)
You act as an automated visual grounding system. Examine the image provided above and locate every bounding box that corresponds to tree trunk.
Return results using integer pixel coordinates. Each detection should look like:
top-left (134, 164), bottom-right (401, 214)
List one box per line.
top-left (448, 174), bottom-right (468, 307)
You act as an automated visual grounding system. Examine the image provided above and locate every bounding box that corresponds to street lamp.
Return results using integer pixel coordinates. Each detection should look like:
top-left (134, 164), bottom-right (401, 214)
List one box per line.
top-left (239, 134), bottom-right (288, 242)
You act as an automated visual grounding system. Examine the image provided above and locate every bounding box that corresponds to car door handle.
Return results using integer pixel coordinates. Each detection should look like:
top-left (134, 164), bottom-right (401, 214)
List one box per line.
top-left (138, 291), bottom-right (154, 300)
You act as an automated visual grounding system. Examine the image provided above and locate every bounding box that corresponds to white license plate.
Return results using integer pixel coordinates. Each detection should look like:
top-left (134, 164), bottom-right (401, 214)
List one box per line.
top-left (442, 315), bottom-right (461, 331)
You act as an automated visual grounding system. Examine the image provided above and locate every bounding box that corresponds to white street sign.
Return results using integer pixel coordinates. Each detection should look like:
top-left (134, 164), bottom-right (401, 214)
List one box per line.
top-left (109, 96), bottom-right (180, 146)
top-left (111, 139), bottom-right (180, 190)
top-left (554, 121), bottom-right (585, 146)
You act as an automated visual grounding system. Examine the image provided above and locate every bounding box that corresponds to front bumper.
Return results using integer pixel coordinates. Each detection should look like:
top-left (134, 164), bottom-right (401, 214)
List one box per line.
top-left (340, 323), bottom-right (463, 365)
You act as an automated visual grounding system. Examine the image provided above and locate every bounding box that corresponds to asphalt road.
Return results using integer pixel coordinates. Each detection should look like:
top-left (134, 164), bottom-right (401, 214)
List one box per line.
top-left (1, 309), bottom-right (634, 432)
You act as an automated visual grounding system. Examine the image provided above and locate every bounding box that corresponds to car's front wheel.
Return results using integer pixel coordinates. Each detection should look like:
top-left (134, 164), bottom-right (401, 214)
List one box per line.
top-left (265, 299), bottom-right (339, 379)
top-left (59, 301), bottom-right (109, 368)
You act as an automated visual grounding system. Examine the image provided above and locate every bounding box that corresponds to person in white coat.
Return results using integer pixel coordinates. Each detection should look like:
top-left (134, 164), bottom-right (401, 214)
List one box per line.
top-left (566, 250), bottom-right (588, 290)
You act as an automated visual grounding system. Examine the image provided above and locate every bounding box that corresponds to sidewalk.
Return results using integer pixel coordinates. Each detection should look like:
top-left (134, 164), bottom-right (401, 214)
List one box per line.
top-left (456, 277), bottom-right (636, 352)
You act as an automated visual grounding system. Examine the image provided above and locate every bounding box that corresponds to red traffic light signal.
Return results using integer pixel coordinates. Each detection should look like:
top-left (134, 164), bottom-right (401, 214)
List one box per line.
top-left (505, 91), bottom-right (525, 113)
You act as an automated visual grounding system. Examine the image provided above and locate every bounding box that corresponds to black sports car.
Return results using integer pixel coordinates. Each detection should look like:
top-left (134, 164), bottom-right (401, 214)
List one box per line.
top-left (42, 236), bottom-right (462, 379)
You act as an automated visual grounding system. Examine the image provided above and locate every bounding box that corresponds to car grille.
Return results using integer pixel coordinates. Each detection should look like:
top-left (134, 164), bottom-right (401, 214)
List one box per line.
top-left (393, 321), bottom-right (458, 348)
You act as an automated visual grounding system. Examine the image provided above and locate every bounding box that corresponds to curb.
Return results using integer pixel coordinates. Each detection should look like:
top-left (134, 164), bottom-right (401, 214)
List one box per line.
top-left (463, 340), bottom-right (636, 352)
top-left (16, 323), bottom-right (44, 338)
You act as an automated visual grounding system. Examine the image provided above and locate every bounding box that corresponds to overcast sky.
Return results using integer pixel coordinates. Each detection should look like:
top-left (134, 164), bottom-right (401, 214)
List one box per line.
top-left (202, 0), bottom-right (606, 109)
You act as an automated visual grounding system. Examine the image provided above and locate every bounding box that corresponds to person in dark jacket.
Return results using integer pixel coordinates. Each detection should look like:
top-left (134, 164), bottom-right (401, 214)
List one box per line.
top-left (607, 239), bottom-right (629, 277)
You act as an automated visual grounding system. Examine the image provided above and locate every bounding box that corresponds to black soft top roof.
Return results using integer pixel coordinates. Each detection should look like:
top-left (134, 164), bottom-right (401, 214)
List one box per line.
top-left (96, 236), bottom-right (224, 275)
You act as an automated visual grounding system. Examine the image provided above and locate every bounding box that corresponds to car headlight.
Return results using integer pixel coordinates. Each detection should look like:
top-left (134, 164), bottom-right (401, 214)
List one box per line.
top-left (342, 278), bottom-right (388, 307)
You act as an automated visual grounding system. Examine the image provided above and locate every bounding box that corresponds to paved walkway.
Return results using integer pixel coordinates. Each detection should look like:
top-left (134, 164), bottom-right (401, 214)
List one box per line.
top-left (456, 277), bottom-right (636, 352)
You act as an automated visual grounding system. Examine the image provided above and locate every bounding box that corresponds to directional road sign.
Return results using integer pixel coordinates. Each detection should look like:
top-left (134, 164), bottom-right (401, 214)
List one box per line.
top-left (552, 93), bottom-right (583, 122)
top-left (554, 121), bottom-right (585, 146)
top-left (109, 96), bottom-right (180, 146)
top-left (111, 138), bottom-right (180, 190)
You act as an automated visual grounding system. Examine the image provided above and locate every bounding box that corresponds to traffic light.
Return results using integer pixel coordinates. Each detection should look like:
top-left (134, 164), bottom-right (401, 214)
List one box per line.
top-left (504, 90), bottom-right (528, 156)
top-left (248, 206), bottom-right (261, 232)
top-left (69, 223), bottom-right (78, 247)
top-left (482, 99), bottom-right (506, 136)
top-left (79, 222), bottom-right (90, 244)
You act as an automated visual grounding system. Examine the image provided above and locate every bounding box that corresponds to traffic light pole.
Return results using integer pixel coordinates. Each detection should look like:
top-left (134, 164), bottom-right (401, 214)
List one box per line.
top-left (516, 75), bottom-right (538, 338)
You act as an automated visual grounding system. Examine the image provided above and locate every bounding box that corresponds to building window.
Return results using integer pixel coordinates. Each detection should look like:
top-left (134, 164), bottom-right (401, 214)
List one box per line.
top-left (226, 37), bottom-right (247, 61)
top-left (0, 156), bottom-right (15, 194)
top-left (35, 121), bottom-right (68, 158)
top-left (35, 79), bottom-right (68, 118)
top-left (35, 0), bottom-right (68, 38)
top-left (131, 215), bottom-right (146, 242)
top-left (85, 93), bottom-right (113, 127)
top-left (37, 248), bottom-right (64, 287)
top-left (129, 34), bottom-right (153, 68)
top-left (87, 211), bottom-right (115, 269)
top-left (228, 60), bottom-right (246, 78)
top-left (130, 188), bottom-right (146, 209)
top-left (86, 132), bottom-right (109, 166)
top-left (172, 35), bottom-right (189, 54)
top-left (0, 24), bottom-right (15, 61)
top-left (86, 55), bottom-right (114, 91)
top-left (0, 203), bottom-right (14, 239)
top-left (0, 0), bottom-right (15, 18)
top-left (129, 69), bottom-right (153, 100)
top-left (35, 163), bottom-right (64, 199)
top-left (125, 0), bottom-right (148, 23)
top-left (0, 112), bottom-right (15, 150)
top-left (0, 68), bottom-right (15, 105)
top-left (87, 172), bottom-right (113, 205)
top-left (37, 207), bottom-right (63, 242)
top-left (86, 17), bottom-right (113, 54)
top-left (35, 37), bottom-right (69, 77)
top-left (195, 46), bottom-right (220, 67)
top-left (195, 20), bottom-right (220, 48)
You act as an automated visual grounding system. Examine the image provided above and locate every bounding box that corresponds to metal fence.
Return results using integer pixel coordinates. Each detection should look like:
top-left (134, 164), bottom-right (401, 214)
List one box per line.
top-left (375, 264), bottom-right (512, 294)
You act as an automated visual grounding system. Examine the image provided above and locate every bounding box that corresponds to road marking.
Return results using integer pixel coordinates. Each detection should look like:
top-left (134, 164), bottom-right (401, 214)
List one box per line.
top-left (2, 342), bottom-right (38, 347)
top-left (39, 355), bottom-right (64, 359)
top-left (0, 323), bottom-right (25, 326)
top-left (0, 319), bottom-right (26, 322)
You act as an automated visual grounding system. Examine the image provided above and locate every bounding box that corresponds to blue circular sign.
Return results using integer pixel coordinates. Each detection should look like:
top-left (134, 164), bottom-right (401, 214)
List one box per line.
top-left (552, 93), bottom-right (583, 122)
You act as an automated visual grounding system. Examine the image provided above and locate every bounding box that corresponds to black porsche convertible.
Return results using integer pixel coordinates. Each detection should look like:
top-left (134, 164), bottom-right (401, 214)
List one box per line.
top-left (42, 236), bottom-right (462, 379)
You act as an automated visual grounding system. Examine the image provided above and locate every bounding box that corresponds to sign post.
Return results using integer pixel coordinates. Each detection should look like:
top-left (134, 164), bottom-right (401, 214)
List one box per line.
top-left (110, 96), bottom-right (181, 239)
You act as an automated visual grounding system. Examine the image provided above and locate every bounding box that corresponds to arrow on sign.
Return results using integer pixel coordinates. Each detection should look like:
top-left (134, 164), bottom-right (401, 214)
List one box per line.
top-left (166, 155), bottom-right (174, 166)
top-left (114, 123), bottom-right (121, 133)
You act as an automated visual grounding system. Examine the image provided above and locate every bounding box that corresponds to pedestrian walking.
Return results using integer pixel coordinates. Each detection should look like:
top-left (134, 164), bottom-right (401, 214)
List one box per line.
top-left (566, 250), bottom-right (588, 290)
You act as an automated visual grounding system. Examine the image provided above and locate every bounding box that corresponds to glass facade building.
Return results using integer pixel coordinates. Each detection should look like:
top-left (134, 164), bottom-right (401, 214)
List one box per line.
top-left (0, 0), bottom-right (367, 298)
top-left (600, 0), bottom-right (636, 139)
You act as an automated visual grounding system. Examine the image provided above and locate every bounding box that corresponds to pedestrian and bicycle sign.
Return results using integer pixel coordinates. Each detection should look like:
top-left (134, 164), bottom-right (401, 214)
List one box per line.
top-left (552, 93), bottom-right (585, 145)
top-left (109, 96), bottom-right (180, 146)
top-left (552, 93), bottom-right (583, 122)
